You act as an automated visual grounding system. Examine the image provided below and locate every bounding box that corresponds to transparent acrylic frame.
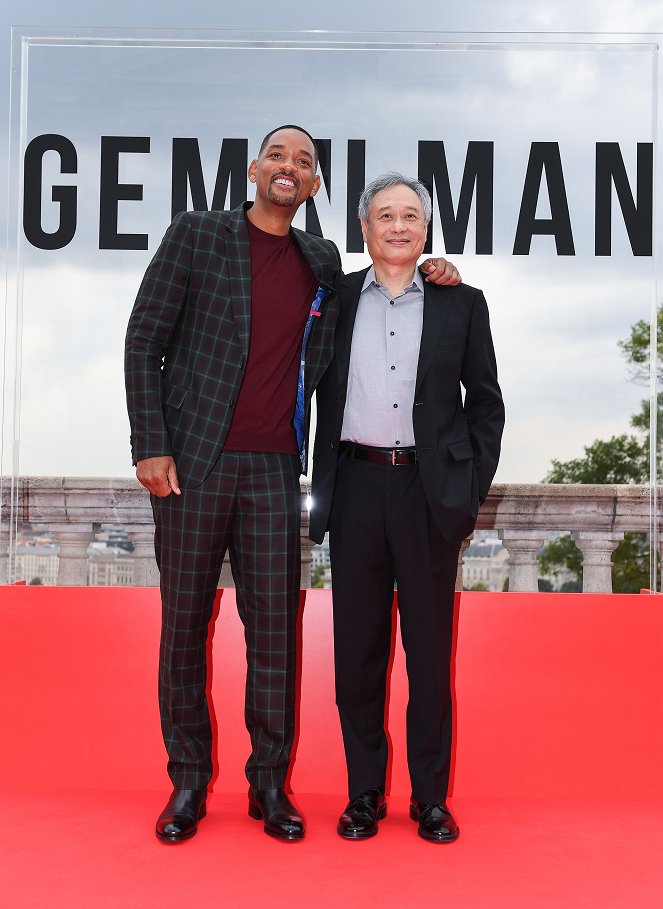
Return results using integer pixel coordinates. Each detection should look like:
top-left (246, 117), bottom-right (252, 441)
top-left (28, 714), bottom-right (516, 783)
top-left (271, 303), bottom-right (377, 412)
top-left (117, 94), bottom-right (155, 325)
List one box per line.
top-left (2, 28), bottom-right (661, 588)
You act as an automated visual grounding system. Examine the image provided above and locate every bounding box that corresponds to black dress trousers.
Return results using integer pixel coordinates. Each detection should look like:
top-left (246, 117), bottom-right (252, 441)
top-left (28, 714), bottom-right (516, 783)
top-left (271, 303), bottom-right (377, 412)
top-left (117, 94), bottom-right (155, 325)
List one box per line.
top-left (329, 454), bottom-right (461, 805)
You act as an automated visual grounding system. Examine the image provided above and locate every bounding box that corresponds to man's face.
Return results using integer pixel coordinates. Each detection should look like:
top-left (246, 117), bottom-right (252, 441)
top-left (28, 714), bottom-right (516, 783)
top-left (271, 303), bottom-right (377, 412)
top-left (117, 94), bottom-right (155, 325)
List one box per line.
top-left (248, 128), bottom-right (320, 210)
top-left (361, 185), bottom-right (428, 269)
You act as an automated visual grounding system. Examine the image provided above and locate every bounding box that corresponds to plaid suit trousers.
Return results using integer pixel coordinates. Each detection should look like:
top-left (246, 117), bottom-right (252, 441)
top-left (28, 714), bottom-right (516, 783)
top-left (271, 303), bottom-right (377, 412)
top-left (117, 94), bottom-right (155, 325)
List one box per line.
top-left (152, 450), bottom-right (302, 790)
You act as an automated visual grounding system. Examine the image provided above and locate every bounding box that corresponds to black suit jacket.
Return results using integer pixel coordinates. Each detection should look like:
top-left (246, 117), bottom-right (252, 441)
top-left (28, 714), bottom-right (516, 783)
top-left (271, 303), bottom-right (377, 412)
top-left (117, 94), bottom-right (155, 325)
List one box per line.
top-left (125, 203), bottom-right (342, 487)
top-left (309, 268), bottom-right (505, 544)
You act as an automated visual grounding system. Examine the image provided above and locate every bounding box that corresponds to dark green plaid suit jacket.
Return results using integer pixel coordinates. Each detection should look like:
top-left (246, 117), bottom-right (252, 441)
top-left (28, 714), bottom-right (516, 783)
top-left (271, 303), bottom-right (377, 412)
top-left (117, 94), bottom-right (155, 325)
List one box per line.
top-left (125, 203), bottom-right (342, 486)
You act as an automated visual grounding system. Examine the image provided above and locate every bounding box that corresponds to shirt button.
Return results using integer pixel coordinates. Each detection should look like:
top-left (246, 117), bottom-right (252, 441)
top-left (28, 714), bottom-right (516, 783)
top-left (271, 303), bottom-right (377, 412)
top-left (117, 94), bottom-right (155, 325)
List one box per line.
top-left (389, 331), bottom-right (395, 336)
top-left (393, 403), bottom-right (398, 408)
top-left (390, 301), bottom-right (394, 306)
top-left (391, 365), bottom-right (395, 370)
top-left (395, 440), bottom-right (400, 445)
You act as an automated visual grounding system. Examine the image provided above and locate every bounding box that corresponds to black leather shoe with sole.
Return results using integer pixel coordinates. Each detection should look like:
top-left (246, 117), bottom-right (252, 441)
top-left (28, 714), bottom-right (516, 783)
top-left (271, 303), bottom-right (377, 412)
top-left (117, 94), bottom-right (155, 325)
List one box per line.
top-left (409, 801), bottom-right (459, 843)
top-left (248, 787), bottom-right (305, 841)
top-left (337, 789), bottom-right (387, 840)
top-left (155, 788), bottom-right (207, 844)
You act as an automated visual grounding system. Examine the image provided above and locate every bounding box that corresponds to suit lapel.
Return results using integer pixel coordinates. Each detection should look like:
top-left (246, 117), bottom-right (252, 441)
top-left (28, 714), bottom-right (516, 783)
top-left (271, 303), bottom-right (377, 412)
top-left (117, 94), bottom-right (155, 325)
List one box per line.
top-left (415, 283), bottom-right (454, 392)
top-left (293, 229), bottom-right (337, 289)
top-left (225, 205), bottom-right (253, 356)
top-left (335, 268), bottom-right (369, 392)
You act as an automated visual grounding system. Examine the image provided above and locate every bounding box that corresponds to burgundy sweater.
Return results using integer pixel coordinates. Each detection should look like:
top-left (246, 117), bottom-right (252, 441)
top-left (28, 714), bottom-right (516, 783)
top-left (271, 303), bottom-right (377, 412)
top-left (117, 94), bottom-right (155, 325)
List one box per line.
top-left (223, 216), bottom-right (318, 454)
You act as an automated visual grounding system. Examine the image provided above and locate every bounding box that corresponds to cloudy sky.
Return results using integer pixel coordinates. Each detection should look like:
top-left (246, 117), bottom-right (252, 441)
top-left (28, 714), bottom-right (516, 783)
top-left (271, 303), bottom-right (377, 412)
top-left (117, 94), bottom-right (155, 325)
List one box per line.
top-left (2, 1), bottom-right (663, 484)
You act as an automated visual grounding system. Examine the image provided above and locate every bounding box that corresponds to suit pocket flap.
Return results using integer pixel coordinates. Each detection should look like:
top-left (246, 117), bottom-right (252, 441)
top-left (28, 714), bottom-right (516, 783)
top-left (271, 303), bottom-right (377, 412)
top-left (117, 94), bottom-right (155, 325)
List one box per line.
top-left (448, 438), bottom-right (474, 461)
top-left (165, 384), bottom-right (189, 409)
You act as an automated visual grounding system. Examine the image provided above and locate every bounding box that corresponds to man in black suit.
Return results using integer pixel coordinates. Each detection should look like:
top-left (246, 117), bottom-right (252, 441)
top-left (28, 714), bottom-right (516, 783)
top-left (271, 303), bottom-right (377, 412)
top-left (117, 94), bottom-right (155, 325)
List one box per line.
top-left (309, 173), bottom-right (504, 842)
top-left (126, 129), bottom-right (460, 844)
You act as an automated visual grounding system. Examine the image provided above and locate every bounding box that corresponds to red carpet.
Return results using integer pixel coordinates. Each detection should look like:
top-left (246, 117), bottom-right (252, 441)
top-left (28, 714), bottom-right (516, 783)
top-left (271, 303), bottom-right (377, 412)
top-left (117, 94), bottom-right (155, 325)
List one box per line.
top-left (1, 587), bottom-right (662, 906)
top-left (4, 792), bottom-right (661, 909)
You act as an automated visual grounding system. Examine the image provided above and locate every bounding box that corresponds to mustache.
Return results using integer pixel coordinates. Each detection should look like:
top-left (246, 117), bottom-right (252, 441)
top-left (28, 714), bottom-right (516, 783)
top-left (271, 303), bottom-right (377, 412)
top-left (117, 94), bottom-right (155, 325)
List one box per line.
top-left (271, 171), bottom-right (300, 187)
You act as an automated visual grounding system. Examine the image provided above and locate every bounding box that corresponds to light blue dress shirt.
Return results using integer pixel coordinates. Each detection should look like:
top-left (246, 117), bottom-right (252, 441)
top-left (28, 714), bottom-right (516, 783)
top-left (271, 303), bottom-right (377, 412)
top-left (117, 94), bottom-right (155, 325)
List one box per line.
top-left (341, 265), bottom-right (424, 448)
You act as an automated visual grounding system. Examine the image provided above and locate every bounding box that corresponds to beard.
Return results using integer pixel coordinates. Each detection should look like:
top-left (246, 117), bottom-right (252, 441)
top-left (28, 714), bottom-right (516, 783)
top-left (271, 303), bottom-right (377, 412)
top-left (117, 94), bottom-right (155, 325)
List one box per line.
top-left (267, 181), bottom-right (300, 207)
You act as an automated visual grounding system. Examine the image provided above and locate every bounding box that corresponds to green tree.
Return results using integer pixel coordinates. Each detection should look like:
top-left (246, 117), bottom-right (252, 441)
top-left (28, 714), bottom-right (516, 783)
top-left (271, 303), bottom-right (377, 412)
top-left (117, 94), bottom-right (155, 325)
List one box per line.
top-left (617, 307), bottom-right (663, 384)
top-left (539, 310), bottom-right (659, 592)
top-left (616, 307), bottom-right (663, 464)
top-left (310, 563), bottom-right (327, 589)
top-left (539, 534), bottom-right (581, 581)
top-left (543, 434), bottom-right (647, 485)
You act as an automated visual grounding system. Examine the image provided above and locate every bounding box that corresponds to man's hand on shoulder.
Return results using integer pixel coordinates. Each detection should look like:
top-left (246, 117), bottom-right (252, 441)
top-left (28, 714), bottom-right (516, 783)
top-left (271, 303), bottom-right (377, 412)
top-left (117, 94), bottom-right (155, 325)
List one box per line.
top-left (136, 456), bottom-right (181, 497)
top-left (419, 257), bottom-right (461, 286)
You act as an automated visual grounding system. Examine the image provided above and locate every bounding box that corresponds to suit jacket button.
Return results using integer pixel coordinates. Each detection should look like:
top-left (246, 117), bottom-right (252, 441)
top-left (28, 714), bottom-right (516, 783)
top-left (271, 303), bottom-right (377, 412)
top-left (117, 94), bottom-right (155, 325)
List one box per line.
top-left (229, 399), bottom-right (234, 407)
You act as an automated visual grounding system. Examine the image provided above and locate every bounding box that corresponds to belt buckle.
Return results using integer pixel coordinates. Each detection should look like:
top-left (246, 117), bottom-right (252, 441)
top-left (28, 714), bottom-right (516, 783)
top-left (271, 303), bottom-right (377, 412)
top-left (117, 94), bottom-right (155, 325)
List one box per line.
top-left (391, 449), bottom-right (397, 466)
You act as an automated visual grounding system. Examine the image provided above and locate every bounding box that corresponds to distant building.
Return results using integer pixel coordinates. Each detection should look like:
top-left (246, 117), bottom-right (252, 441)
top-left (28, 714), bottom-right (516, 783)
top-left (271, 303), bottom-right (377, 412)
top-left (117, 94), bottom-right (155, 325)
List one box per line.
top-left (87, 524), bottom-right (135, 585)
top-left (311, 534), bottom-right (330, 569)
top-left (537, 532), bottom-right (579, 591)
top-left (15, 542), bottom-right (59, 585)
top-left (93, 525), bottom-right (134, 553)
top-left (462, 533), bottom-right (509, 591)
top-left (13, 522), bottom-right (136, 586)
top-left (87, 545), bottom-right (134, 586)
top-left (310, 534), bottom-right (332, 588)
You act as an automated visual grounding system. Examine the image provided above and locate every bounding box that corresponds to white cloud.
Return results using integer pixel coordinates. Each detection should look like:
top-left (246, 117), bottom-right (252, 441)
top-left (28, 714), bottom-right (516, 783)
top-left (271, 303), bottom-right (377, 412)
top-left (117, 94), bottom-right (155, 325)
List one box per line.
top-left (2, 4), bottom-right (663, 484)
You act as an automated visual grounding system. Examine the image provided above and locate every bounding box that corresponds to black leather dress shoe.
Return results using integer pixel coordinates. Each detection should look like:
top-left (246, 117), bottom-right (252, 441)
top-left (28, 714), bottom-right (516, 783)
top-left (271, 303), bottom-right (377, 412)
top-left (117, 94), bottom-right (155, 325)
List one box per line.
top-left (409, 801), bottom-right (459, 843)
top-left (155, 788), bottom-right (207, 843)
top-left (248, 787), bottom-right (305, 841)
top-left (337, 789), bottom-right (387, 840)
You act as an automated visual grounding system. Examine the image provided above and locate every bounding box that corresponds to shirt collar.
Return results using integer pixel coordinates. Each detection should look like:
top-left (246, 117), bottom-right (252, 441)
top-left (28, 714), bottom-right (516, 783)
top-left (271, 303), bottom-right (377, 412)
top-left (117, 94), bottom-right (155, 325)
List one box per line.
top-left (361, 264), bottom-right (424, 295)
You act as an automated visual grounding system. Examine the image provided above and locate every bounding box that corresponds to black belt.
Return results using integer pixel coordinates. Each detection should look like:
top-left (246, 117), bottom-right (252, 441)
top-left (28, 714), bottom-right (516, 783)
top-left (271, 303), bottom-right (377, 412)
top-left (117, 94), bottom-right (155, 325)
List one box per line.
top-left (340, 441), bottom-right (418, 466)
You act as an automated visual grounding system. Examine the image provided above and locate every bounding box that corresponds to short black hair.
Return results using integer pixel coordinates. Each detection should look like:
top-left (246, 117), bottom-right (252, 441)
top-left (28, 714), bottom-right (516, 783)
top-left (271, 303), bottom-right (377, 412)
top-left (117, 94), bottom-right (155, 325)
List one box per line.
top-left (258, 124), bottom-right (319, 168)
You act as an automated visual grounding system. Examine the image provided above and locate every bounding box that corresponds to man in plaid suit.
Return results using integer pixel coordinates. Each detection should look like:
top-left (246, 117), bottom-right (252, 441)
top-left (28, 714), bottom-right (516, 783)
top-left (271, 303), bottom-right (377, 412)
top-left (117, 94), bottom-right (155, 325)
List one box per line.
top-left (125, 126), bottom-right (459, 844)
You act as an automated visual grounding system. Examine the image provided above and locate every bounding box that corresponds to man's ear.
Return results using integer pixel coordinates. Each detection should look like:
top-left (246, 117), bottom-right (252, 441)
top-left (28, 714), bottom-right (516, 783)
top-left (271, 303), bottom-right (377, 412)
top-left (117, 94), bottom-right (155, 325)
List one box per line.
top-left (248, 160), bottom-right (257, 183)
top-left (360, 220), bottom-right (368, 243)
top-left (308, 174), bottom-right (321, 198)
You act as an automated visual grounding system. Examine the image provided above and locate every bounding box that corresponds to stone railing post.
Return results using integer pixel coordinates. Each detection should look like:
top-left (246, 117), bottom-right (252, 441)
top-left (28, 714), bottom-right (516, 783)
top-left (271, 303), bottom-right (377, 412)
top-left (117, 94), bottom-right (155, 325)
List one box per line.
top-left (52, 526), bottom-right (94, 585)
top-left (499, 530), bottom-right (548, 592)
top-left (219, 554), bottom-right (234, 588)
top-left (456, 536), bottom-right (473, 591)
top-left (571, 531), bottom-right (625, 593)
top-left (298, 485), bottom-right (314, 589)
top-left (0, 526), bottom-right (10, 584)
top-left (125, 525), bottom-right (159, 587)
top-left (300, 520), bottom-right (314, 589)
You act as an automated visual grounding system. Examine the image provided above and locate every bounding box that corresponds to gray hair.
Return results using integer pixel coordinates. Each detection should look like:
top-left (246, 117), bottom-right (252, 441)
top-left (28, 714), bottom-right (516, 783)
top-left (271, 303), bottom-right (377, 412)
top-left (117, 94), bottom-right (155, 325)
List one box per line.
top-left (358, 172), bottom-right (432, 223)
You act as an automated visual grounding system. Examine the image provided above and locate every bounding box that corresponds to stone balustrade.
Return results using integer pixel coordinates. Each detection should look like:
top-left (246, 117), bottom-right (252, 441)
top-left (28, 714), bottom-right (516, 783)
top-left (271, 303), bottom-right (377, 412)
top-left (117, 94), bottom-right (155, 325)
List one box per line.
top-left (478, 483), bottom-right (653, 593)
top-left (0, 478), bottom-right (657, 592)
